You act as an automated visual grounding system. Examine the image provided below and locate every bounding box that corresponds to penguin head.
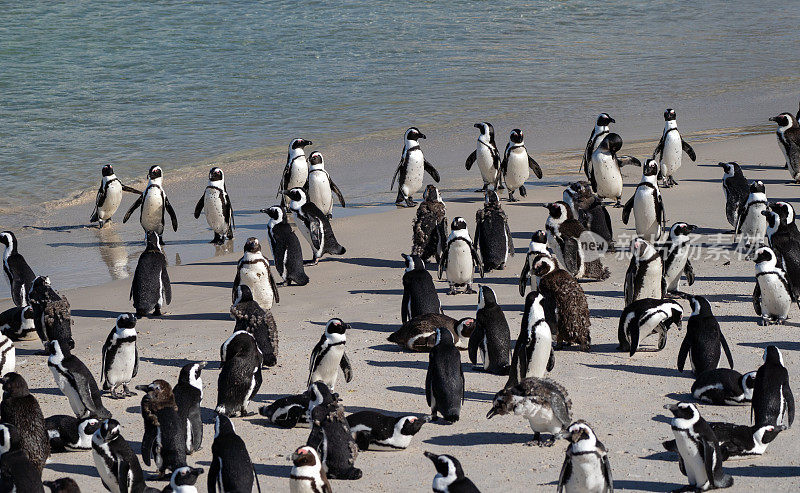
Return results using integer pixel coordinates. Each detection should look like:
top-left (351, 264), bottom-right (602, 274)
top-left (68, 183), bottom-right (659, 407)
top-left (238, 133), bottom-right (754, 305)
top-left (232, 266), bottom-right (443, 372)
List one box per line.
top-left (0, 423), bottom-right (20, 456)
top-left (208, 167), bottom-right (224, 182)
top-left (170, 466), bottom-right (205, 488)
top-left (233, 284), bottom-right (254, 304)
top-left (285, 187), bottom-right (307, 208)
top-left (477, 285), bottom-right (497, 309)
top-left (101, 164), bottom-right (115, 177)
top-left (509, 128), bottom-right (524, 144)
top-left (134, 379), bottom-right (173, 400)
top-left (97, 419), bottom-right (122, 443)
top-left (544, 201), bottom-right (571, 221)
top-left (686, 295), bottom-right (712, 317)
top-left (755, 424), bottom-right (785, 446)
top-left (630, 237), bottom-right (656, 261)
top-left (454, 317), bottom-right (476, 340)
top-left (214, 414), bottom-right (236, 438)
top-left (405, 127), bottom-right (425, 141)
top-left (291, 446), bottom-right (322, 469)
top-left (474, 122), bottom-right (495, 143)
top-left (148, 165), bottom-right (163, 180)
top-left (484, 189), bottom-right (500, 207)
top-left (399, 415), bottom-right (429, 436)
top-left (532, 256), bottom-right (557, 277)
top-left (486, 386), bottom-right (515, 419)
top-left (763, 345), bottom-right (784, 366)
top-left (563, 420), bottom-right (597, 446)
top-left (664, 402), bottom-right (698, 421)
top-left (642, 159), bottom-right (659, 177)
top-left (78, 417), bottom-right (102, 438)
top-left (664, 108), bottom-right (676, 121)
top-left (0, 231), bottom-right (16, 250)
top-left (307, 151), bottom-right (324, 169)
top-left (749, 180), bottom-right (765, 194)
top-left (741, 371), bottom-right (757, 400)
top-left (116, 313), bottom-right (137, 330)
top-left (598, 133), bottom-right (623, 154)
top-left (450, 217), bottom-right (468, 231)
top-left (178, 361), bottom-right (205, 389)
top-left (717, 161), bottom-right (740, 178)
top-left (305, 381), bottom-right (339, 417)
top-left (243, 237), bottom-right (262, 254)
top-left (43, 478), bottom-right (81, 493)
top-left (424, 451), bottom-right (464, 480)
top-left (47, 339), bottom-right (69, 359)
top-left (0, 372), bottom-right (29, 399)
top-left (531, 230), bottom-right (547, 245)
top-left (422, 184), bottom-right (442, 203)
top-left (325, 318), bottom-right (350, 336)
top-left (752, 246), bottom-right (777, 267)
top-left (29, 275), bottom-right (52, 299)
top-left (762, 207), bottom-right (780, 231)
top-left (402, 253), bottom-right (425, 273)
top-left (667, 301), bottom-right (684, 330)
top-left (772, 201), bottom-right (796, 225)
top-left (290, 138), bottom-right (313, 150)
top-left (433, 327), bottom-right (455, 347)
top-left (769, 113), bottom-right (796, 129)
top-left (669, 222), bottom-right (696, 241)
top-left (260, 205), bottom-right (285, 223)
top-left (596, 113), bottom-right (615, 126)
top-left (563, 181), bottom-right (593, 205)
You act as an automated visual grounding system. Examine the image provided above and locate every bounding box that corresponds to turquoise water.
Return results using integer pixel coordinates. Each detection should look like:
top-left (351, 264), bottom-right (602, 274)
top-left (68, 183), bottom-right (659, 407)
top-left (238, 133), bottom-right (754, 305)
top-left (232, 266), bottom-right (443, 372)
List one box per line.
top-left (2, 1), bottom-right (800, 208)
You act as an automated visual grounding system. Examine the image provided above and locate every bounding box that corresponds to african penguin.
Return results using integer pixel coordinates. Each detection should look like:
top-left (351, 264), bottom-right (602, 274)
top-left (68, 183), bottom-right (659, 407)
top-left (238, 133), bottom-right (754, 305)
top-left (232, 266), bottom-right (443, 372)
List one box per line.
top-left (718, 161), bottom-right (749, 230)
top-left (0, 231), bottom-right (36, 307)
top-left (259, 392), bottom-right (312, 429)
top-left (304, 381), bottom-right (340, 423)
top-left (534, 256), bottom-right (592, 351)
top-left (426, 327), bottom-right (465, 423)
top-left (677, 295), bottom-right (734, 376)
top-left (501, 128), bottom-right (542, 201)
top-left (209, 415), bottom-right (259, 492)
top-left (130, 231), bottom-right (171, 317)
top-left (660, 222), bottom-right (697, 294)
top-left (90, 165), bottom-right (141, 228)
top-left (216, 331), bottom-right (262, 417)
top-left (231, 284), bottom-right (278, 367)
top-left (45, 415), bottom-right (101, 452)
top-left (545, 201), bottom-right (609, 280)
top-left (652, 108), bottom-right (696, 187)
top-left (47, 340), bottom-right (112, 419)
top-left (506, 291), bottom-right (554, 388)
top-left (587, 133), bottom-right (641, 206)
top-left (617, 298), bottom-right (683, 356)
top-left (346, 411), bottom-right (429, 451)
top-left (123, 165), bottom-right (178, 239)
top-left (0, 423), bottom-right (45, 493)
top-left (763, 201), bottom-right (800, 301)
top-left (388, 313), bottom-right (475, 352)
top-left (306, 397), bottom-right (362, 480)
top-left (261, 206), bottom-right (309, 286)
top-left (751, 346), bottom-right (794, 429)
top-left (412, 184), bottom-right (448, 262)
top-left (557, 421), bottom-right (614, 493)
top-left (290, 446), bottom-right (331, 493)
top-left (390, 127), bottom-right (440, 207)
top-left (0, 372), bottom-right (50, 473)
top-left (43, 477), bottom-right (81, 493)
top-left (438, 217), bottom-right (484, 295)
top-left (623, 237), bottom-right (665, 306)
top-left (465, 122), bottom-right (501, 192)
top-left (307, 151), bottom-right (346, 218)
top-left (401, 253), bottom-right (442, 324)
top-left (735, 181), bottom-right (768, 253)
top-left (101, 313), bottom-right (138, 399)
top-left (193, 167), bottom-right (234, 244)
top-left (518, 230), bottom-right (552, 296)
top-left (563, 181), bottom-right (614, 251)
top-left (166, 466), bottom-right (204, 493)
top-left (752, 246), bottom-right (794, 325)
top-left (769, 112), bottom-right (800, 181)
top-left (279, 138), bottom-right (313, 203)
top-left (474, 190), bottom-right (514, 272)
top-left (691, 368), bottom-right (757, 405)
top-left (287, 187), bottom-right (347, 264)
top-left (0, 304), bottom-right (36, 341)
top-left (580, 113), bottom-right (615, 180)
top-left (423, 451), bottom-right (480, 493)
top-left (622, 158), bottom-right (665, 242)
top-left (28, 275), bottom-right (74, 350)
top-left (91, 418), bottom-right (148, 493)
top-left (233, 237), bottom-right (279, 312)
top-left (468, 285), bottom-right (511, 375)
top-left (307, 318), bottom-right (353, 391)
top-left (135, 379), bottom-right (186, 477)
top-left (665, 421), bottom-right (784, 461)
top-left (0, 333), bottom-right (14, 377)
top-left (173, 361), bottom-right (205, 455)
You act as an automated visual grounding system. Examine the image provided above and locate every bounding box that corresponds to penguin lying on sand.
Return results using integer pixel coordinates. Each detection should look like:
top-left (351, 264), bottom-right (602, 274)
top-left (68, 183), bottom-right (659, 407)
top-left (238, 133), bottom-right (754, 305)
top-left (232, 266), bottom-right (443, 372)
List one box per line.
top-left (259, 392), bottom-right (311, 429)
top-left (617, 298), bottom-right (683, 356)
top-left (45, 415), bottom-right (101, 452)
top-left (692, 368), bottom-right (756, 406)
top-left (664, 421), bottom-right (785, 461)
top-left (388, 313), bottom-right (475, 352)
top-left (346, 411), bottom-right (429, 451)
top-left (0, 304), bottom-right (36, 341)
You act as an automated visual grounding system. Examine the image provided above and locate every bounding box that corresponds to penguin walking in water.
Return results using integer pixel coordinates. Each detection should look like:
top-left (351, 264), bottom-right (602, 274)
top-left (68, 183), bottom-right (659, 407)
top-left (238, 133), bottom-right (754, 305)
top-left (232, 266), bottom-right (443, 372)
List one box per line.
top-left (580, 113), bottom-right (615, 180)
top-left (518, 230), bottom-right (552, 296)
top-left (289, 446), bottom-right (331, 493)
top-left (166, 467), bottom-right (204, 493)
top-left (545, 201), bottom-right (610, 280)
top-left (308, 318), bottom-right (353, 391)
top-left (45, 415), bottom-right (101, 452)
top-left (652, 108), bottom-right (696, 187)
top-left (0, 373), bottom-right (50, 473)
top-left (475, 191), bottom-right (514, 272)
top-left (90, 165), bottom-right (141, 228)
top-left (101, 313), bottom-right (139, 398)
top-left (259, 392), bottom-right (312, 429)
top-left (130, 232), bottom-right (171, 317)
top-left (718, 162), bottom-right (749, 230)
top-left (0, 423), bottom-right (45, 493)
top-left (47, 340), bottom-right (113, 419)
top-left (678, 296), bottom-right (734, 376)
top-left (347, 411), bottom-right (428, 451)
top-left (390, 127), bottom-right (440, 207)
top-left (439, 217), bottom-right (484, 295)
top-left (507, 291), bottom-right (554, 388)
top-left (617, 298), bottom-right (683, 356)
top-left (279, 138), bottom-right (313, 203)
top-left (401, 253), bottom-right (442, 324)
top-left (752, 246), bottom-right (794, 325)
top-left (231, 285), bottom-right (278, 367)
top-left (624, 238), bottom-right (665, 306)
top-left (412, 184), bottom-right (448, 263)
top-left (763, 201), bottom-right (800, 302)
top-left (28, 275), bottom-right (74, 350)
top-left (752, 346), bottom-right (794, 428)
top-left (465, 122), bottom-right (502, 192)
top-left (91, 419), bottom-right (148, 493)
top-left (307, 151), bottom-right (346, 218)
top-left (622, 159), bottom-right (666, 242)
top-left (734, 181), bottom-right (768, 253)
top-left (423, 451), bottom-right (480, 493)
top-left (193, 167), bottom-right (234, 244)
top-left (287, 188), bottom-right (347, 264)
top-left (588, 133), bottom-right (641, 206)
top-left (215, 331), bottom-right (262, 417)
top-left (534, 257), bottom-right (592, 351)
top-left (232, 237), bottom-right (279, 311)
top-left (691, 368), bottom-right (757, 405)
top-left (501, 128), bottom-right (542, 201)
top-left (487, 377), bottom-right (572, 447)
top-left (563, 181), bottom-right (614, 251)
top-left (468, 285), bottom-right (511, 375)
top-left (261, 206), bottom-right (309, 286)
top-left (388, 313), bottom-right (475, 352)
top-left (665, 421), bottom-right (785, 461)
top-left (173, 361), bottom-right (205, 455)
top-left (123, 165), bottom-right (178, 239)
top-left (660, 222), bottom-right (697, 295)
top-left (557, 421), bottom-right (614, 493)
top-left (135, 379), bottom-right (186, 478)
top-left (0, 304), bottom-right (36, 341)
top-left (306, 396), bottom-right (362, 480)
top-left (426, 327), bottom-right (464, 423)
top-left (769, 112), bottom-right (800, 181)
top-left (0, 231), bottom-right (36, 307)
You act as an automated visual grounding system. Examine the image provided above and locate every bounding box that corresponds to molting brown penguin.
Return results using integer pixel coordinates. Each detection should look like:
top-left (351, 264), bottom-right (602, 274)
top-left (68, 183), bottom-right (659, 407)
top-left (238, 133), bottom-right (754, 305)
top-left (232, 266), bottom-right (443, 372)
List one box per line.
top-left (412, 184), bottom-right (448, 263)
top-left (0, 373), bottom-right (50, 473)
top-left (533, 257), bottom-right (591, 351)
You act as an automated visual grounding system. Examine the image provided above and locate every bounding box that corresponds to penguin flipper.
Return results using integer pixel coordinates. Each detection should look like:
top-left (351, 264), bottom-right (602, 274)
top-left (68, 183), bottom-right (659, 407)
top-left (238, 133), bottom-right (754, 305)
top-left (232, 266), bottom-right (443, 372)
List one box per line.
top-left (681, 139), bottom-right (696, 161)
top-left (467, 324), bottom-right (481, 365)
top-left (518, 260), bottom-right (530, 297)
top-left (528, 155), bottom-right (543, 179)
top-left (621, 196), bottom-right (634, 224)
top-left (309, 219), bottom-right (324, 252)
top-left (424, 363), bottom-right (432, 406)
top-left (500, 152), bottom-right (508, 176)
top-left (547, 348), bottom-right (555, 372)
top-left (96, 184), bottom-right (107, 208)
top-left (719, 331), bottom-right (734, 369)
top-left (208, 451), bottom-right (220, 492)
top-left (193, 195), bottom-right (205, 219)
top-left (231, 271), bottom-right (241, 304)
top-left (752, 283), bottom-right (762, 316)
top-left (652, 133), bottom-right (665, 160)
top-left (164, 196), bottom-right (178, 232)
top-left (100, 331), bottom-right (112, 385)
top-left (121, 184), bottom-right (141, 194)
top-left (122, 195), bottom-right (143, 223)
top-left (469, 242), bottom-right (484, 278)
top-left (656, 193), bottom-right (666, 229)
top-left (424, 160), bottom-right (440, 182)
top-left (224, 189), bottom-right (235, 232)
top-left (133, 343), bottom-right (139, 378)
top-left (389, 162), bottom-right (403, 191)
top-left (161, 262), bottom-right (172, 305)
top-left (142, 427), bottom-right (155, 465)
top-left (340, 352), bottom-right (353, 383)
top-left (677, 337), bottom-right (690, 372)
top-left (307, 336), bottom-right (325, 386)
top-left (465, 150), bottom-right (477, 171)
top-left (118, 456), bottom-right (132, 490)
top-left (601, 453), bottom-right (614, 492)
top-left (550, 394), bottom-right (571, 429)
top-left (617, 155), bottom-right (641, 167)
top-left (684, 259), bottom-right (695, 286)
top-left (556, 454), bottom-right (571, 493)
top-left (329, 179), bottom-right (346, 208)
top-left (628, 316), bottom-right (640, 357)
top-left (784, 380), bottom-right (795, 428)
top-left (438, 244), bottom-right (449, 280)
top-left (505, 221), bottom-right (515, 257)
top-left (267, 266), bottom-right (279, 304)
top-left (700, 436), bottom-right (725, 488)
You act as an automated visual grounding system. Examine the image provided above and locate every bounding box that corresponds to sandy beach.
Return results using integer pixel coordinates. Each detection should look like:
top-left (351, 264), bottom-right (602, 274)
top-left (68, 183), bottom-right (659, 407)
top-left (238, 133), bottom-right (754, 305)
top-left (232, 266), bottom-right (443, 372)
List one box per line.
top-left (1, 129), bottom-right (798, 492)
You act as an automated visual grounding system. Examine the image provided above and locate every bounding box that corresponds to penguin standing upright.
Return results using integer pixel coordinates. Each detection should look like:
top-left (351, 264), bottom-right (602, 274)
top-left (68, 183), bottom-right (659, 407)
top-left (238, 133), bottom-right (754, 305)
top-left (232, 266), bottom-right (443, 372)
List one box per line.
top-left (306, 397), bottom-right (362, 480)
top-left (501, 128), bottom-right (542, 201)
top-left (423, 452), bottom-right (480, 493)
top-left (617, 298), bottom-right (683, 355)
top-left (563, 181), bottom-right (614, 250)
top-left (652, 108), bottom-right (696, 187)
top-left (173, 361), bottom-right (205, 455)
top-left (0, 373), bottom-right (50, 473)
top-left (47, 340), bottom-right (112, 419)
top-left (691, 368), bottom-right (757, 405)
top-left (307, 151), bottom-right (346, 218)
top-left (135, 379), bottom-right (186, 478)
top-left (534, 257), bottom-right (592, 351)
top-left (279, 138), bottom-right (313, 202)
top-left (763, 201), bottom-right (800, 301)
top-left (474, 191), bottom-right (514, 272)
top-left (101, 313), bottom-right (138, 398)
top-left (0, 424), bottom-right (45, 493)
top-left (660, 222), bottom-right (697, 294)
top-left (624, 238), bottom-right (665, 306)
top-left (677, 296), bottom-right (734, 375)
top-left (193, 167), bottom-right (234, 244)
top-left (0, 231), bottom-right (36, 307)
top-left (45, 415), bottom-right (101, 452)
top-left (346, 411), bottom-right (428, 451)
top-left (289, 446), bottom-right (331, 493)
top-left (231, 285), bottom-right (278, 367)
top-left (622, 159), bottom-right (666, 242)
top-left (439, 217), bottom-right (484, 295)
top-left (261, 206), bottom-right (309, 286)
top-left (518, 230), bottom-right (552, 296)
top-left (587, 133), bottom-right (641, 206)
top-left (769, 112), bottom-right (800, 181)
top-left (487, 377), bottom-right (572, 446)
top-left (412, 184), bottom-right (448, 262)
top-left (90, 165), bottom-right (141, 228)
top-left (307, 318), bottom-right (353, 391)
top-left (545, 201), bottom-right (610, 280)
top-left (130, 231), bottom-right (171, 317)
top-left (718, 162), bottom-right (749, 230)
top-left (468, 285), bottom-right (511, 375)
top-left (401, 253), bottom-right (442, 324)
top-left (735, 181), bottom-right (768, 252)
top-left (752, 246), bottom-right (794, 325)
top-left (123, 165), bottom-right (178, 239)
top-left (426, 328), bottom-right (464, 423)
top-left (232, 237), bottom-right (279, 311)
top-left (465, 122), bottom-right (502, 192)
top-left (752, 346), bottom-right (794, 428)
top-left (28, 275), bottom-right (74, 350)
top-left (557, 421), bottom-right (614, 493)
top-left (580, 113), bottom-right (615, 180)
top-left (215, 331), bottom-right (262, 417)
top-left (287, 188), bottom-right (347, 264)
top-left (390, 127), bottom-right (440, 207)
top-left (91, 419), bottom-right (148, 493)
top-left (507, 291), bottom-right (554, 388)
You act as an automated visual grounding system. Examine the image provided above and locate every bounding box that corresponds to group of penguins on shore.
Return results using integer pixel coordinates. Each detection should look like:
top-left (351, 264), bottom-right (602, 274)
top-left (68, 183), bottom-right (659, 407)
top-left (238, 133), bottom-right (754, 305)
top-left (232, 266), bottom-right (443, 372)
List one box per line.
top-left (0, 106), bottom-right (798, 492)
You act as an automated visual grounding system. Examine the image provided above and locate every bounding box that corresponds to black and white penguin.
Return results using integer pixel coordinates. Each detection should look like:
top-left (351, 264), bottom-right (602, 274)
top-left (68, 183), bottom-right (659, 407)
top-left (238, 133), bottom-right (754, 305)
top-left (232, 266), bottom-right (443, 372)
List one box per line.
top-left (487, 377), bottom-right (572, 446)
top-left (216, 331), bottom-right (262, 417)
top-left (390, 127), bottom-right (440, 207)
top-left (43, 477), bottom-right (80, 493)
top-left (259, 392), bottom-right (312, 429)
top-left (233, 237), bottom-right (279, 313)
top-left (347, 411), bottom-right (428, 451)
top-left (0, 423), bottom-right (45, 493)
top-left (90, 164), bottom-right (141, 228)
top-left (752, 346), bottom-right (794, 428)
top-left (289, 446), bottom-right (331, 493)
top-left (47, 340), bottom-right (113, 419)
top-left (101, 313), bottom-right (138, 399)
top-left (580, 113), bottom-right (615, 180)
top-left (665, 421), bottom-right (785, 461)
top-left (439, 217), bottom-right (483, 295)
top-left (130, 231), bottom-right (171, 317)
top-left (388, 313), bottom-right (475, 352)
top-left (166, 466), bottom-right (204, 493)
top-left (752, 246), bottom-right (794, 325)
top-left (306, 399), bottom-right (362, 480)
top-left (557, 421), bottom-right (614, 493)
top-left (286, 187), bottom-right (347, 264)
top-left (193, 167), bottom-right (234, 244)
top-left (474, 190), bottom-right (514, 272)
top-left (209, 415), bottom-right (259, 492)
top-left (91, 419), bottom-right (148, 493)
top-left (622, 159), bottom-right (665, 242)
top-left (545, 201), bottom-right (610, 280)
top-left (123, 165), bottom-right (178, 239)
top-left (563, 181), bottom-right (614, 250)
top-left (28, 275), bottom-right (74, 350)
top-left (0, 304), bottom-right (36, 341)
top-left (307, 151), bottom-right (346, 218)
top-left (623, 238), bottom-right (665, 306)
top-left (426, 328), bottom-right (464, 423)
top-left (677, 295), bottom-right (734, 376)
top-left (735, 181), bottom-right (768, 253)
top-left (0, 333), bottom-right (14, 377)
top-left (261, 206), bottom-right (309, 286)
top-left (665, 403), bottom-right (734, 491)
top-left (304, 381), bottom-right (340, 422)
top-left (652, 108), bottom-right (696, 187)
top-left (279, 138), bottom-right (313, 202)
top-left (769, 112), bottom-right (800, 181)
top-left (507, 291), bottom-right (554, 388)
top-left (45, 415), bottom-right (101, 452)
top-left (465, 122), bottom-right (502, 192)
top-left (661, 222), bottom-right (697, 294)
top-left (412, 184), bottom-right (448, 263)
top-left (534, 256), bottom-right (592, 351)
top-left (501, 128), bottom-right (542, 201)
top-left (518, 230), bottom-right (552, 296)
top-left (0, 231), bottom-right (36, 307)
top-left (401, 253), bottom-right (442, 323)
top-left (0, 373), bottom-right (50, 473)
top-left (173, 361), bottom-right (205, 455)
top-left (691, 368), bottom-right (757, 405)
top-left (423, 451), bottom-right (480, 493)
top-left (135, 379), bottom-right (186, 478)
top-left (469, 285), bottom-right (511, 375)
top-left (307, 318), bottom-right (353, 391)
top-left (617, 298), bottom-right (683, 356)
top-left (718, 161), bottom-right (749, 230)
top-left (587, 133), bottom-right (641, 206)
top-left (231, 284), bottom-right (278, 367)
top-left (763, 201), bottom-right (800, 301)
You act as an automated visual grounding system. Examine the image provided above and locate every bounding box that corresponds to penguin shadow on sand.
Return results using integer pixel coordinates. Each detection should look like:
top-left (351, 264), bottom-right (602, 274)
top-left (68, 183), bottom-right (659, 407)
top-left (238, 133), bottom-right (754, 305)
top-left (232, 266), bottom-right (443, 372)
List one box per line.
top-left (46, 462), bottom-right (101, 478)
top-left (423, 431), bottom-right (531, 447)
top-left (161, 311), bottom-right (232, 322)
top-left (583, 363), bottom-right (692, 379)
top-left (740, 340), bottom-right (800, 351)
top-left (367, 359), bottom-right (427, 370)
top-left (172, 280), bottom-right (231, 289)
top-left (30, 386), bottom-right (64, 397)
top-left (351, 321), bottom-right (398, 333)
top-left (369, 343), bottom-right (405, 353)
top-left (349, 288), bottom-right (404, 296)
top-left (140, 356), bottom-right (218, 370)
top-left (331, 257), bottom-right (403, 269)
top-left (386, 384), bottom-right (494, 404)
top-left (663, 391), bottom-right (693, 403)
top-left (71, 308), bottom-right (123, 319)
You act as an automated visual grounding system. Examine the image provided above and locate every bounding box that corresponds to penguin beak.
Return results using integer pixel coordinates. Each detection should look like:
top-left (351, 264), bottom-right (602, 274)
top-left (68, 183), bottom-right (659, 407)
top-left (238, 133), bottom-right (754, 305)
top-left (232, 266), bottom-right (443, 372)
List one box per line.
top-left (769, 116), bottom-right (778, 123)
top-left (716, 162), bottom-right (726, 168)
top-left (418, 133), bottom-right (426, 140)
top-left (486, 407), bottom-right (499, 419)
top-left (259, 208), bottom-right (269, 213)
top-left (761, 210), bottom-right (770, 217)
top-left (686, 224), bottom-right (697, 232)
top-left (198, 361), bottom-right (207, 368)
top-left (134, 384), bottom-right (150, 392)
top-left (608, 117), bottom-right (615, 123)
top-left (421, 415), bottom-right (433, 423)
top-left (663, 403), bottom-right (679, 413)
top-left (473, 123), bottom-right (482, 129)
top-left (423, 451), bottom-right (438, 462)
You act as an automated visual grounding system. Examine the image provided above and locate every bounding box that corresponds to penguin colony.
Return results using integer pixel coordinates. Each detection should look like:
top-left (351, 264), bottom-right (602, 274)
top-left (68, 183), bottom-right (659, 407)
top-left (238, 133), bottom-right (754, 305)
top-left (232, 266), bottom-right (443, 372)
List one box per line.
top-left (0, 108), bottom-right (798, 492)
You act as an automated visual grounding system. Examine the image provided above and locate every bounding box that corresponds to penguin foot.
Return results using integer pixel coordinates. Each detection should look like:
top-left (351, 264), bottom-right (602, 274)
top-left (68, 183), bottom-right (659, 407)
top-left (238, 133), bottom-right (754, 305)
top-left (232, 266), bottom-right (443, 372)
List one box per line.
top-left (463, 286), bottom-right (476, 294)
top-left (474, 188), bottom-right (486, 193)
top-left (405, 197), bottom-right (416, 207)
top-left (123, 385), bottom-right (136, 397)
top-left (508, 197), bottom-right (519, 202)
top-left (303, 258), bottom-right (320, 266)
top-left (613, 200), bottom-right (623, 208)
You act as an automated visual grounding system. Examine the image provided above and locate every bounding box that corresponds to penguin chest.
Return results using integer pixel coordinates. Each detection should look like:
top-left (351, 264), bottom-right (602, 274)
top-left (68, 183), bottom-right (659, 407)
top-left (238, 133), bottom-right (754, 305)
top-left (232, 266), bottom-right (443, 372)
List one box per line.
top-left (290, 467), bottom-right (322, 493)
top-left (504, 150), bottom-right (529, 190)
top-left (99, 181), bottom-right (123, 219)
top-left (446, 242), bottom-right (474, 284)
top-left (476, 145), bottom-right (498, 183)
top-left (664, 247), bottom-right (689, 290)
top-left (288, 159), bottom-right (309, 190)
top-left (673, 431), bottom-right (709, 487)
top-left (402, 151), bottom-right (425, 195)
top-left (141, 190), bottom-right (164, 232)
top-left (633, 188), bottom-right (660, 240)
top-left (660, 132), bottom-right (683, 175)
top-left (239, 264), bottom-right (274, 310)
top-left (758, 274), bottom-right (792, 318)
top-left (308, 172), bottom-right (332, 216)
top-left (92, 444), bottom-right (118, 488)
top-left (50, 365), bottom-right (86, 414)
top-left (740, 202), bottom-right (767, 240)
top-left (311, 346), bottom-right (344, 388)
top-left (204, 189), bottom-right (227, 233)
top-left (528, 333), bottom-right (552, 378)
top-left (523, 404), bottom-right (561, 433)
top-left (568, 453), bottom-right (605, 492)
top-left (592, 155), bottom-right (622, 199)
top-left (108, 343), bottom-right (136, 383)
top-left (637, 261), bottom-right (664, 299)
top-left (0, 337), bottom-right (14, 376)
